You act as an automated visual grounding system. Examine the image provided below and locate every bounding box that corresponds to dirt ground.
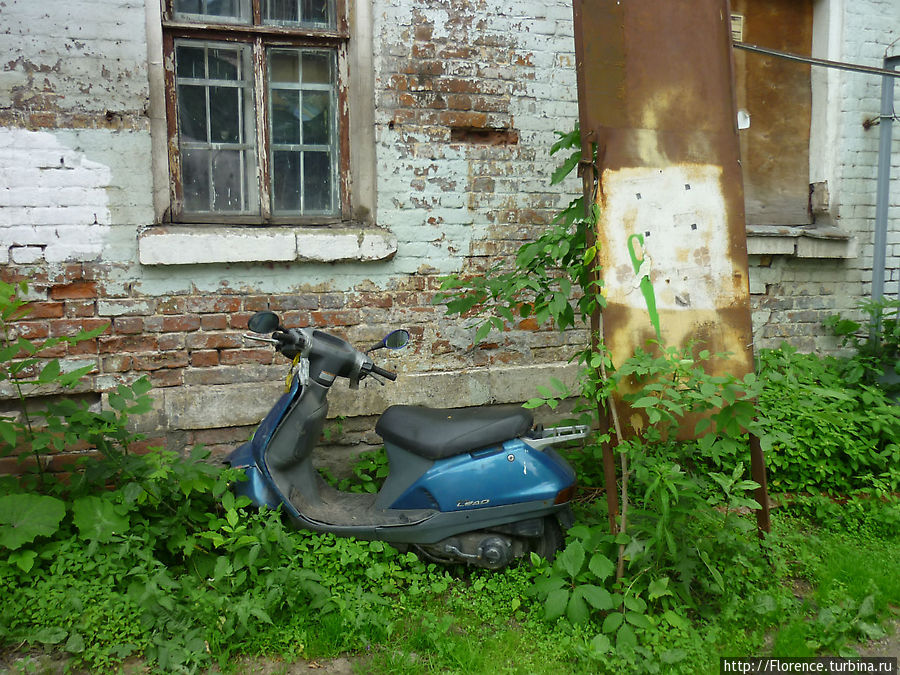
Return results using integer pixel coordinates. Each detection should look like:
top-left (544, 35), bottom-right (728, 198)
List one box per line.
top-left (2, 628), bottom-right (896, 674)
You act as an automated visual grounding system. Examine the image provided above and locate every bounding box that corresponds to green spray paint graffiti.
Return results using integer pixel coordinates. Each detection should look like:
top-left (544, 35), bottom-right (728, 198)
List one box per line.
top-left (627, 233), bottom-right (661, 340)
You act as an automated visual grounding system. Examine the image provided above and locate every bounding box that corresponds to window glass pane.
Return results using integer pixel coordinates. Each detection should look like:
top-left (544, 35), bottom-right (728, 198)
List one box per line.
top-left (208, 48), bottom-right (239, 81)
top-left (270, 51), bottom-right (300, 84)
top-left (302, 53), bottom-right (331, 84)
top-left (174, 0), bottom-right (250, 23)
top-left (182, 149), bottom-right (210, 212)
top-left (176, 45), bottom-right (206, 79)
top-left (177, 84), bottom-right (208, 142)
top-left (208, 87), bottom-right (240, 143)
top-left (301, 0), bottom-right (330, 25)
top-left (268, 47), bottom-right (337, 216)
top-left (212, 150), bottom-right (246, 211)
top-left (176, 41), bottom-right (257, 215)
top-left (303, 151), bottom-right (331, 213)
top-left (273, 151), bottom-right (301, 212)
top-left (271, 90), bottom-right (300, 145)
top-left (302, 91), bottom-right (329, 145)
top-left (262, 0), bottom-right (334, 28)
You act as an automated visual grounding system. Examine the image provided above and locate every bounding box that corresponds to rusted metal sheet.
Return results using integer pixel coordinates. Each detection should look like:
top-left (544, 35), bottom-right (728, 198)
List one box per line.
top-left (574, 0), bottom-right (754, 381)
top-left (732, 0), bottom-right (813, 225)
top-left (573, 0), bottom-right (769, 530)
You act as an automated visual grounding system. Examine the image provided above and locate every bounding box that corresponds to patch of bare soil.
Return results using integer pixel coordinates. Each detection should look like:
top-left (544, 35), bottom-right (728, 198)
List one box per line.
top-left (0, 653), bottom-right (364, 675)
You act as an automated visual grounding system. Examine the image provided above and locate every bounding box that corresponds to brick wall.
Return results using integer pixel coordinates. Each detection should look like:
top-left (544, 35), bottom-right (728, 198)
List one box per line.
top-left (4, 0), bottom-right (895, 477)
top-left (0, 0), bottom-right (585, 473)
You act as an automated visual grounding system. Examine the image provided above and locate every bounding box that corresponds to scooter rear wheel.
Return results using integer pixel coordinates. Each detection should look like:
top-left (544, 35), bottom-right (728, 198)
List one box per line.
top-left (531, 516), bottom-right (564, 562)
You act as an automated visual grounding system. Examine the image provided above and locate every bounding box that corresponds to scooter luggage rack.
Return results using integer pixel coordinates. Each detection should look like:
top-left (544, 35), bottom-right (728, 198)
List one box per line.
top-left (523, 424), bottom-right (590, 450)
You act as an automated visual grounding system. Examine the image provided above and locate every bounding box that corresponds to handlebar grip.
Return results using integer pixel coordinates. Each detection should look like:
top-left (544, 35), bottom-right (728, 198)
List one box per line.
top-left (371, 364), bottom-right (397, 381)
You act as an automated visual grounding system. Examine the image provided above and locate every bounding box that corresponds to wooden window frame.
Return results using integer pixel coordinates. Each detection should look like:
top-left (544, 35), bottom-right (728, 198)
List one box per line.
top-left (161, 0), bottom-right (351, 225)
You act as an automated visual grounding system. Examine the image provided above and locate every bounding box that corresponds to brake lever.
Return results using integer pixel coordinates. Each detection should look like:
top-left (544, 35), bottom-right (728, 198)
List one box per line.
top-left (243, 334), bottom-right (279, 344)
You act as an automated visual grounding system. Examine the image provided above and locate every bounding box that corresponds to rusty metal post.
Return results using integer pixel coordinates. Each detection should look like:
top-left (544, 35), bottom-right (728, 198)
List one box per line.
top-left (572, 0), bottom-right (770, 533)
top-left (573, 0), bottom-right (620, 535)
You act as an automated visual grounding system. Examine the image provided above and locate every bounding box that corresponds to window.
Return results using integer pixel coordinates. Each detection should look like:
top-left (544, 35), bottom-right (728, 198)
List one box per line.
top-left (162, 0), bottom-right (349, 223)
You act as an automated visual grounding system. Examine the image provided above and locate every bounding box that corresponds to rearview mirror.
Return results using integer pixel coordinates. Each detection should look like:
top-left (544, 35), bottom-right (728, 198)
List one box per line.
top-left (367, 329), bottom-right (411, 352)
top-left (383, 329), bottom-right (410, 350)
top-left (248, 311), bottom-right (281, 334)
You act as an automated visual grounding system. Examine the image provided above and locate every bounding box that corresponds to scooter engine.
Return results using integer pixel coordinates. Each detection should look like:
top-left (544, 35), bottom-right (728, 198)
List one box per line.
top-left (416, 532), bottom-right (527, 569)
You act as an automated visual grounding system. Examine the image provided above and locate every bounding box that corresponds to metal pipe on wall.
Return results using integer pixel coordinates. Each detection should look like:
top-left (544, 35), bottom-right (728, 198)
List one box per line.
top-left (872, 55), bottom-right (900, 303)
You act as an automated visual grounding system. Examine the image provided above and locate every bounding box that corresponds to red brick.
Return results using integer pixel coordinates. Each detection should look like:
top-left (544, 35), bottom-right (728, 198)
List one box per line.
top-left (14, 321), bottom-right (49, 340)
top-left (37, 343), bottom-right (67, 358)
top-left (101, 355), bottom-right (133, 372)
top-left (201, 314), bottom-right (229, 330)
top-left (243, 296), bottom-right (271, 311)
top-left (281, 311), bottom-right (310, 327)
top-left (157, 333), bottom-right (185, 351)
top-left (82, 319), bottom-right (111, 334)
top-left (149, 369), bottom-right (184, 388)
top-left (184, 296), bottom-right (242, 314)
top-left (310, 311), bottom-right (356, 327)
top-left (186, 333), bottom-right (243, 350)
top-left (130, 438), bottom-right (165, 455)
top-left (114, 316), bottom-right (144, 334)
top-left (68, 339), bottom-right (98, 356)
top-left (99, 335), bottom-right (159, 354)
top-left (190, 350), bottom-right (219, 368)
top-left (219, 348), bottom-right (273, 365)
top-left (66, 300), bottom-right (96, 318)
top-left (132, 352), bottom-right (189, 371)
top-left (162, 315), bottom-right (201, 332)
top-left (64, 264), bottom-right (84, 281)
top-left (49, 319), bottom-right (85, 338)
top-left (49, 281), bottom-right (98, 300)
top-left (23, 302), bottom-right (64, 319)
top-left (157, 296), bottom-right (186, 314)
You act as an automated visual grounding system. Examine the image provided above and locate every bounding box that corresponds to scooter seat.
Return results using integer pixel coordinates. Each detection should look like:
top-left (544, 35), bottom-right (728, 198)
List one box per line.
top-left (375, 405), bottom-right (534, 460)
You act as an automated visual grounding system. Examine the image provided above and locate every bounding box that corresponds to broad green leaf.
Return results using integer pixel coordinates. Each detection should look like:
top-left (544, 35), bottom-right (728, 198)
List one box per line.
top-left (0, 420), bottom-right (17, 447)
top-left (9, 548), bottom-right (37, 572)
top-left (588, 553), bottom-right (615, 581)
top-left (567, 589), bottom-right (590, 624)
top-left (602, 611), bottom-right (624, 634)
top-left (37, 359), bottom-right (60, 383)
top-left (65, 632), bottom-right (86, 654)
top-left (551, 150), bottom-right (579, 185)
top-left (631, 396), bottom-right (658, 408)
top-left (33, 627), bottom-right (68, 645)
top-left (623, 594), bottom-right (647, 613)
top-left (590, 633), bottom-right (612, 655)
top-left (559, 540), bottom-right (585, 578)
top-left (475, 322), bottom-right (492, 344)
top-left (625, 611), bottom-right (651, 629)
top-left (544, 588), bottom-right (569, 621)
top-left (661, 649), bottom-right (688, 664)
top-left (648, 576), bottom-right (672, 600)
top-left (616, 623), bottom-right (637, 652)
top-left (72, 495), bottom-right (129, 542)
top-left (0, 493), bottom-right (66, 550)
top-left (580, 584), bottom-right (613, 610)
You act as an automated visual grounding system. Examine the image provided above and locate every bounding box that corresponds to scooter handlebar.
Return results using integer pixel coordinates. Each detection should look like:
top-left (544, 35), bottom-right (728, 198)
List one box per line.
top-left (369, 364), bottom-right (397, 381)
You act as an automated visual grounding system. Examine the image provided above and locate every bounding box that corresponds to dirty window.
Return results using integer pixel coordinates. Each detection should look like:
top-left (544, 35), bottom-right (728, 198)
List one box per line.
top-left (163, 0), bottom-right (345, 223)
top-left (175, 42), bottom-right (258, 214)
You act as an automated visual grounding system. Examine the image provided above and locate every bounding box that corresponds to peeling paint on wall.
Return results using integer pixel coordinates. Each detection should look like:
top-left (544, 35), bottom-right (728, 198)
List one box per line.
top-left (0, 127), bottom-right (111, 264)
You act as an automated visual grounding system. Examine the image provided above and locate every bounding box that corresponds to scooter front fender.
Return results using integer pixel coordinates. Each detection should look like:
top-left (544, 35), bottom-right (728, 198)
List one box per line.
top-left (226, 442), bottom-right (281, 509)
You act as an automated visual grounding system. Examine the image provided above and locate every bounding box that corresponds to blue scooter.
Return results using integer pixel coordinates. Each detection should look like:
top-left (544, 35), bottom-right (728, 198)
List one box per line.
top-left (227, 311), bottom-right (586, 568)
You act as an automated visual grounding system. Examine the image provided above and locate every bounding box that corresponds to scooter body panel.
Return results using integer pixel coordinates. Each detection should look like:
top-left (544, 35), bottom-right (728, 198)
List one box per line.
top-left (387, 439), bottom-right (575, 512)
